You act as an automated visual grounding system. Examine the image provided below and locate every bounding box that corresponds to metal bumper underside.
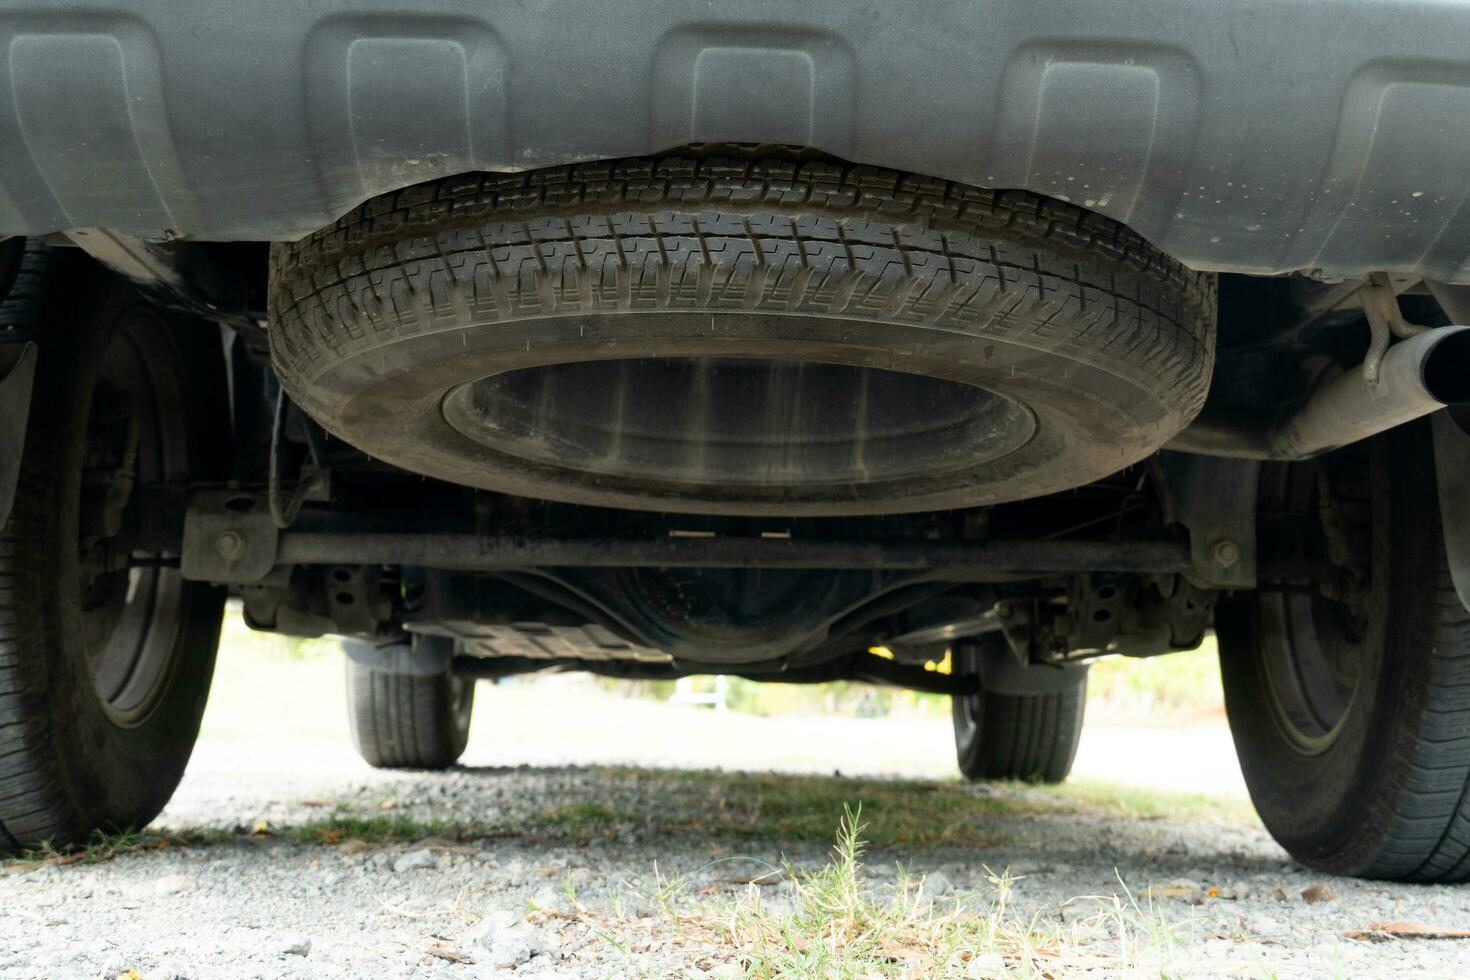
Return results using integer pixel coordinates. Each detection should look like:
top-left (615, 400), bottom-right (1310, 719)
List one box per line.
top-left (2, 0), bottom-right (1470, 282)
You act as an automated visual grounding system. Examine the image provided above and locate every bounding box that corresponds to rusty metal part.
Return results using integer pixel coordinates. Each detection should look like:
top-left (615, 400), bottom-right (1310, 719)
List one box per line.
top-left (268, 533), bottom-right (1192, 576)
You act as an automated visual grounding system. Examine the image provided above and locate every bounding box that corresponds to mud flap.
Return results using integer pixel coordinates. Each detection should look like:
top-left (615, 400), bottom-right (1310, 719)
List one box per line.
top-left (1433, 409), bottom-right (1470, 613)
top-left (0, 342), bottom-right (35, 532)
top-left (974, 639), bottom-right (1088, 696)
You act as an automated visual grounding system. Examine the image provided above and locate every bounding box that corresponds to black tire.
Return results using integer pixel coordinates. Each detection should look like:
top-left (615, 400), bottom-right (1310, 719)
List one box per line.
top-left (0, 243), bottom-right (228, 851)
top-left (952, 642), bottom-right (1087, 784)
top-left (1218, 421), bottom-right (1470, 882)
top-left (346, 661), bottom-right (474, 769)
top-left (270, 156), bottom-right (1215, 516)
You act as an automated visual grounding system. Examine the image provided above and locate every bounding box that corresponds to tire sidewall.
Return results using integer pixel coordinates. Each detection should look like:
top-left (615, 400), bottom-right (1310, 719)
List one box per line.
top-left (302, 308), bottom-right (1163, 515)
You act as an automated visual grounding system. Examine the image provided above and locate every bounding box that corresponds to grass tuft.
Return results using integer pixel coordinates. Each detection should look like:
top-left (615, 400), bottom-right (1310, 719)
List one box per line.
top-left (623, 808), bottom-right (1214, 978)
top-left (282, 813), bottom-right (454, 846)
top-left (9, 826), bottom-right (234, 869)
top-left (714, 806), bottom-right (1034, 977)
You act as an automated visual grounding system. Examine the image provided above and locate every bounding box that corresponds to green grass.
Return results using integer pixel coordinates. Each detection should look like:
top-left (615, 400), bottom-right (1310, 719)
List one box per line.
top-left (281, 813), bottom-right (456, 846)
top-left (7, 826), bottom-right (235, 869)
top-left (4, 768), bottom-right (1250, 869)
top-left (4, 815), bottom-right (461, 867)
top-left (553, 768), bottom-right (1253, 844)
top-left (1056, 777), bottom-right (1254, 823)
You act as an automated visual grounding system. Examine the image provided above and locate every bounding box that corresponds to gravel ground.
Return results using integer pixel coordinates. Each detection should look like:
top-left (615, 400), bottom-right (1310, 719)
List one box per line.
top-left (5, 658), bottom-right (1470, 978)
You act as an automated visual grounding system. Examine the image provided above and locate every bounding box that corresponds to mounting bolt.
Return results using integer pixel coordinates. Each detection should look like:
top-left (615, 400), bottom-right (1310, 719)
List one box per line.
top-left (214, 530), bottom-right (246, 562)
top-left (1210, 538), bottom-right (1241, 568)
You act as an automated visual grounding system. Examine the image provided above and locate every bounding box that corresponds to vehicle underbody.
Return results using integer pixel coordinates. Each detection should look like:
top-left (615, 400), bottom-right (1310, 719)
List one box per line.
top-left (14, 156), bottom-right (1462, 693)
top-left (4, 0), bottom-right (1470, 883)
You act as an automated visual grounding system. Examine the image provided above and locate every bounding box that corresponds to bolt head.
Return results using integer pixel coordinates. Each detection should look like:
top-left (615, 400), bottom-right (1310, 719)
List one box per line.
top-left (214, 530), bottom-right (246, 561)
top-left (1210, 539), bottom-right (1241, 568)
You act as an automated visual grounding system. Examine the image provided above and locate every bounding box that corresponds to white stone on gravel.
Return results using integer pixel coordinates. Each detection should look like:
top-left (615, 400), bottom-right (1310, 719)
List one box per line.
top-left (153, 874), bottom-right (199, 896)
top-left (99, 955), bottom-right (131, 978)
top-left (1204, 938), bottom-right (1234, 957)
top-left (392, 848), bottom-right (435, 873)
top-left (469, 910), bottom-right (559, 968)
top-left (965, 952), bottom-right (1006, 978)
top-left (1248, 914), bottom-right (1286, 936)
top-left (156, 958), bottom-right (192, 979)
top-left (281, 934), bottom-right (312, 956)
top-left (916, 870), bottom-right (953, 904)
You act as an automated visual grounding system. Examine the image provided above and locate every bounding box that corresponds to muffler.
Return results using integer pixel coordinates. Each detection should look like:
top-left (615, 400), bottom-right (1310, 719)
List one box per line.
top-left (1168, 325), bottom-right (1470, 460)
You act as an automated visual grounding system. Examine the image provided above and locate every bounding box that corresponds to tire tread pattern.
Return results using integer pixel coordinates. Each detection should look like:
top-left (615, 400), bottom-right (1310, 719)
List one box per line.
top-left (957, 680), bottom-right (1087, 784)
top-left (0, 243), bottom-right (79, 850)
top-left (345, 662), bottom-right (470, 770)
top-left (270, 156), bottom-right (1216, 429)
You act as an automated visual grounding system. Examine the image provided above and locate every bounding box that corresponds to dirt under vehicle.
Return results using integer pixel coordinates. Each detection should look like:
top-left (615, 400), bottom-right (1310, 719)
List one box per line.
top-left (4, 0), bottom-right (1470, 883)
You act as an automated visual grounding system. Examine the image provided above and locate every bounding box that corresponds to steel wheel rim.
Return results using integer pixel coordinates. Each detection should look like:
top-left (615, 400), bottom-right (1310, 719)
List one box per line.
top-left (1258, 451), bottom-right (1374, 757)
top-left (78, 316), bottom-right (188, 727)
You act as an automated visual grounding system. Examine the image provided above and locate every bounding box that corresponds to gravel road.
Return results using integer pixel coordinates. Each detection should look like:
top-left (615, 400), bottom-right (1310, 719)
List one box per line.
top-left (4, 662), bottom-right (1470, 978)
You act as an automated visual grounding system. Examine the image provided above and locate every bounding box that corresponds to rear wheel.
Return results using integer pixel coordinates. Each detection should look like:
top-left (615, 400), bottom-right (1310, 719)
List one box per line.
top-left (952, 639), bottom-right (1087, 783)
top-left (346, 659), bottom-right (474, 769)
top-left (1218, 420), bottom-right (1470, 881)
top-left (0, 243), bottom-right (228, 851)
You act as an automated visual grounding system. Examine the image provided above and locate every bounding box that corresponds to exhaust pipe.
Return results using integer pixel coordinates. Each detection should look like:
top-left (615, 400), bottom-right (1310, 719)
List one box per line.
top-left (1168, 326), bottom-right (1470, 460)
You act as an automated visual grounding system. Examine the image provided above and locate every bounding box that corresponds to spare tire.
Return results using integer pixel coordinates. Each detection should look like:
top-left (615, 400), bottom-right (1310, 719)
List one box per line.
top-left (270, 157), bottom-right (1215, 515)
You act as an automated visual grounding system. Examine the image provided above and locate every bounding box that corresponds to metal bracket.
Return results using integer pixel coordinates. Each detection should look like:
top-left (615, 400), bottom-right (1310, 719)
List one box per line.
top-left (1433, 410), bottom-right (1470, 613)
top-left (343, 635), bottom-right (454, 677)
top-left (885, 609), bottom-right (1002, 654)
top-left (323, 563), bottom-right (394, 635)
top-left (62, 229), bottom-right (259, 330)
top-left (1156, 451), bottom-right (1259, 589)
top-left (0, 342), bottom-right (36, 532)
top-left (1359, 272), bottom-right (1434, 383)
top-left (180, 489), bottom-right (279, 583)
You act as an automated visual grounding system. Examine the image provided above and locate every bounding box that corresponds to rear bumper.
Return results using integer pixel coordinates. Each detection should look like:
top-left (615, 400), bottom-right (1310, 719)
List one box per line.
top-left (4, 0), bottom-right (1470, 282)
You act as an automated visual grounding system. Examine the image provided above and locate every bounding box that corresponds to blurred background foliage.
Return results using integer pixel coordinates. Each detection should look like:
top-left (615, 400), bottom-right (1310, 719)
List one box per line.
top-left (228, 612), bottom-right (1224, 726)
top-left (600, 637), bottom-right (1222, 725)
